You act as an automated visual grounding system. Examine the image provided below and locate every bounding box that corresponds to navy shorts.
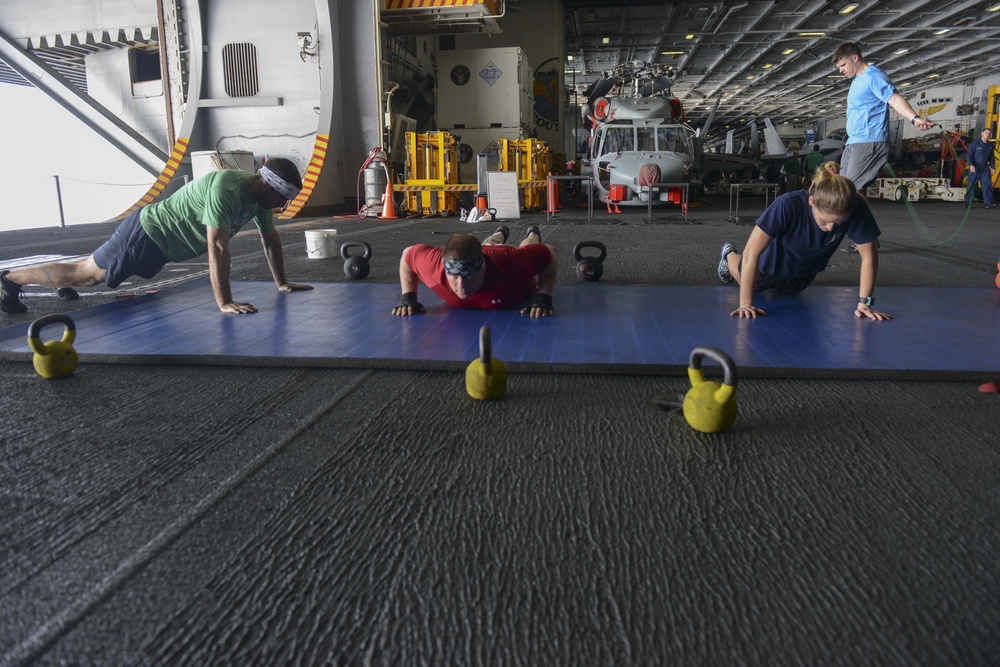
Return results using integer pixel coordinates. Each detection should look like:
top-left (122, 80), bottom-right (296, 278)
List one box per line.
top-left (755, 272), bottom-right (815, 294)
top-left (92, 209), bottom-right (169, 288)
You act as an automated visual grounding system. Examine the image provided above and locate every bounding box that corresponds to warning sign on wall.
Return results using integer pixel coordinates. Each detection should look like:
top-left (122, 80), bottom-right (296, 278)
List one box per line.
top-left (479, 61), bottom-right (503, 87)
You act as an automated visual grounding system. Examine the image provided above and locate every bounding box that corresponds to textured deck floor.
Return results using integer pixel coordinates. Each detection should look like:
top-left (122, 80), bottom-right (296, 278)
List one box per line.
top-left (3, 198), bottom-right (1000, 665)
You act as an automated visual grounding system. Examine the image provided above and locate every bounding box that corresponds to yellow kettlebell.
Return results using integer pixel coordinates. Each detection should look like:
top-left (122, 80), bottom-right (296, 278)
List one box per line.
top-left (465, 326), bottom-right (507, 400)
top-left (682, 346), bottom-right (738, 433)
top-left (28, 314), bottom-right (79, 379)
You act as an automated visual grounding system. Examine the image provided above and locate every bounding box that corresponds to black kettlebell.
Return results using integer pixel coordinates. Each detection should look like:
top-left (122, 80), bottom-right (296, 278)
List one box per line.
top-left (574, 241), bottom-right (607, 282)
top-left (341, 241), bottom-right (372, 279)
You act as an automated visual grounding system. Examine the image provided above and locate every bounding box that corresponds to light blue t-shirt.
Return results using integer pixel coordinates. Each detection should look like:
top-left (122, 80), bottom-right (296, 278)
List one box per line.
top-left (845, 65), bottom-right (896, 144)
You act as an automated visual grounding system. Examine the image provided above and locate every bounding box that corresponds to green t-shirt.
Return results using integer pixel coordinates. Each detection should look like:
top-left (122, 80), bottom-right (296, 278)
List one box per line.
top-left (139, 170), bottom-right (275, 262)
top-left (804, 150), bottom-right (825, 172)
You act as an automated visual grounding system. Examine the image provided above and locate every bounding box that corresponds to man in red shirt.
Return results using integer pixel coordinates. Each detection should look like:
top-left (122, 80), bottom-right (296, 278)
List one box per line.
top-left (392, 225), bottom-right (558, 317)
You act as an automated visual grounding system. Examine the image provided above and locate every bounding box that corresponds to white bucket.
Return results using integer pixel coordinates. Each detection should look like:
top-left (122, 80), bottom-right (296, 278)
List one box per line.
top-left (305, 229), bottom-right (338, 259)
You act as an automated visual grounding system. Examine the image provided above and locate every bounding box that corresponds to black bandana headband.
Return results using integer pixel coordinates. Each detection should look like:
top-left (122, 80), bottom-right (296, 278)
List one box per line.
top-left (443, 256), bottom-right (485, 278)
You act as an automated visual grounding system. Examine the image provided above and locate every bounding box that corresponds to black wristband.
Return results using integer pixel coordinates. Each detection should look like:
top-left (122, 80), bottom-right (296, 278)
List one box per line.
top-left (401, 291), bottom-right (418, 306)
top-left (533, 293), bottom-right (553, 308)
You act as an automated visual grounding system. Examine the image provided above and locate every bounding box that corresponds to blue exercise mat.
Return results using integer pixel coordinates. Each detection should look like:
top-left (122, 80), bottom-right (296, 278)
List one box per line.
top-left (1, 278), bottom-right (998, 379)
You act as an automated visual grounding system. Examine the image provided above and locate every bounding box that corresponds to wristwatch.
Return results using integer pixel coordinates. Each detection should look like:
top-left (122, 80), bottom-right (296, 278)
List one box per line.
top-left (858, 296), bottom-right (874, 307)
top-left (910, 115), bottom-right (919, 125)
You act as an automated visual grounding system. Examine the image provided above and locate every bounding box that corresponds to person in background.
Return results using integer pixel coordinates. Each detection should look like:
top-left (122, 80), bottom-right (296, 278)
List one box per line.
top-left (782, 152), bottom-right (802, 192)
top-left (965, 128), bottom-right (996, 209)
top-left (831, 42), bottom-right (935, 193)
top-left (802, 144), bottom-right (826, 189)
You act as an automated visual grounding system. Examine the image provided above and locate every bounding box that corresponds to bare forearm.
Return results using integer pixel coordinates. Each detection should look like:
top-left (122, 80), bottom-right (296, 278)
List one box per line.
top-left (859, 252), bottom-right (878, 297)
top-left (738, 254), bottom-right (759, 308)
top-left (208, 245), bottom-right (233, 307)
top-left (263, 236), bottom-right (288, 286)
top-left (888, 93), bottom-right (917, 119)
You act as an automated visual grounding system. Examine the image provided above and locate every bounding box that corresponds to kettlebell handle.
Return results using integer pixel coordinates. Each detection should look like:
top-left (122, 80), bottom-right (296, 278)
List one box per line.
top-left (27, 314), bottom-right (76, 355)
top-left (340, 241), bottom-right (372, 261)
top-left (574, 241), bottom-right (607, 263)
top-left (479, 326), bottom-right (493, 375)
top-left (688, 346), bottom-right (737, 388)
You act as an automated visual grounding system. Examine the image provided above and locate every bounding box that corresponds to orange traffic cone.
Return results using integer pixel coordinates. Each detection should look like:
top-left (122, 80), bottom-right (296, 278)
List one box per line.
top-left (381, 180), bottom-right (397, 220)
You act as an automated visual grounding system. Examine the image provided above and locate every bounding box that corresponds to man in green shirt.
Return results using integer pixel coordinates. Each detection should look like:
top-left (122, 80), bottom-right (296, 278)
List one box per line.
top-left (802, 144), bottom-right (825, 188)
top-left (1, 157), bottom-right (311, 315)
top-left (782, 152), bottom-right (802, 192)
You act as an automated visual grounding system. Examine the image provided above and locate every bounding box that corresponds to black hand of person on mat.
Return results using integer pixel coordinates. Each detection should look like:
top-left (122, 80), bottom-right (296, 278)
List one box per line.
top-left (220, 301), bottom-right (258, 314)
top-left (392, 292), bottom-right (425, 316)
top-left (522, 293), bottom-right (553, 318)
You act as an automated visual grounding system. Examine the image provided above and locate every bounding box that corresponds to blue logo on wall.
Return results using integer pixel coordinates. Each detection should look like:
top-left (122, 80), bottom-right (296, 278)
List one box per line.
top-left (534, 58), bottom-right (561, 132)
top-left (479, 61), bottom-right (503, 87)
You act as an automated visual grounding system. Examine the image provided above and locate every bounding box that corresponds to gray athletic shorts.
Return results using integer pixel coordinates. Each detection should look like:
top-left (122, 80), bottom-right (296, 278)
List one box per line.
top-left (840, 142), bottom-right (889, 191)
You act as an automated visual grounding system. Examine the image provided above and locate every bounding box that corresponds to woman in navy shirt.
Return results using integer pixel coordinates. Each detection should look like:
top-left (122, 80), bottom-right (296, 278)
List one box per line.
top-left (718, 163), bottom-right (891, 321)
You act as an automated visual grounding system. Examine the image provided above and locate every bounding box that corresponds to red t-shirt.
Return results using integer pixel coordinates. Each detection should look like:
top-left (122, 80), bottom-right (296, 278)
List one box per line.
top-left (406, 243), bottom-right (552, 309)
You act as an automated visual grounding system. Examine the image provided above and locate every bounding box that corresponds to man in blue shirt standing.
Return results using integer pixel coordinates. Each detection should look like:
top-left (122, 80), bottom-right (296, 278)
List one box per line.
top-left (831, 42), bottom-right (935, 192)
top-left (965, 128), bottom-right (996, 209)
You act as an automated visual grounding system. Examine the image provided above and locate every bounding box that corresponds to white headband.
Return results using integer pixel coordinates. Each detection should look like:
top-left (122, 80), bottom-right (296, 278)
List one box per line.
top-left (259, 165), bottom-right (301, 200)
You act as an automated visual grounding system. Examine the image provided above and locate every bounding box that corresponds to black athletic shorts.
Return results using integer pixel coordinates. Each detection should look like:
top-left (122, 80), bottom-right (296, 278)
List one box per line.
top-left (755, 272), bottom-right (816, 294)
top-left (92, 208), bottom-right (169, 288)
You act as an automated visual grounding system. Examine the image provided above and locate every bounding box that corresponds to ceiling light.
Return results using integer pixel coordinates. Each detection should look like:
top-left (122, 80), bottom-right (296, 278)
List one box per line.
top-left (840, 3), bottom-right (859, 13)
top-left (927, 73), bottom-right (940, 78)
top-left (799, 32), bottom-right (826, 36)
top-left (746, 75), bottom-right (755, 80)
top-left (989, 2), bottom-right (1000, 10)
top-left (827, 74), bottom-right (845, 78)
top-left (806, 84), bottom-right (824, 87)
top-left (894, 48), bottom-right (908, 55)
top-left (901, 82), bottom-right (912, 87)
top-left (602, 37), bottom-right (610, 44)
top-left (661, 51), bottom-right (685, 55)
top-left (933, 29), bottom-right (950, 35)
top-left (763, 63), bottom-right (773, 69)
top-left (782, 48), bottom-right (795, 55)
top-left (568, 55), bottom-right (574, 61)
top-left (686, 34), bottom-right (694, 40)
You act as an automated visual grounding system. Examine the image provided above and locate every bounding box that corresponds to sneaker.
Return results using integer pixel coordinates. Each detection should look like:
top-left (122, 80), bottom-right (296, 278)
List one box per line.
top-left (491, 225), bottom-right (510, 244)
top-left (0, 270), bottom-right (27, 313)
top-left (57, 287), bottom-right (79, 300)
top-left (525, 225), bottom-right (541, 241)
top-left (718, 242), bottom-right (736, 284)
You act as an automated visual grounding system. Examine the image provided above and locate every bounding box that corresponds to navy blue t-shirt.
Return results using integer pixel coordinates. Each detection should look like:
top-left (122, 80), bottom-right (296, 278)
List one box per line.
top-left (756, 190), bottom-right (880, 278)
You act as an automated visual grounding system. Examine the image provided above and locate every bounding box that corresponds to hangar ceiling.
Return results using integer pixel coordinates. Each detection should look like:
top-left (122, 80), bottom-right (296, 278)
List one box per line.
top-left (563, 0), bottom-right (1000, 134)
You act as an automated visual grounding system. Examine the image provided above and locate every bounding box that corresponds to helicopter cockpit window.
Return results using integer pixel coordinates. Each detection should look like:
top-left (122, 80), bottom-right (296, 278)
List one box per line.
top-left (657, 127), bottom-right (695, 154)
top-left (636, 127), bottom-right (656, 152)
top-left (601, 127), bottom-right (634, 154)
